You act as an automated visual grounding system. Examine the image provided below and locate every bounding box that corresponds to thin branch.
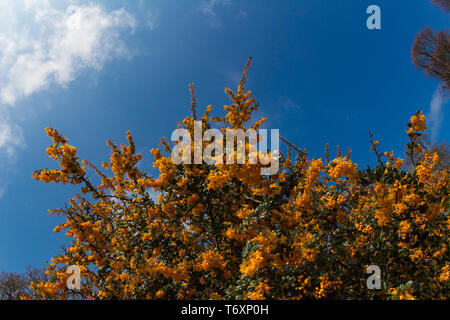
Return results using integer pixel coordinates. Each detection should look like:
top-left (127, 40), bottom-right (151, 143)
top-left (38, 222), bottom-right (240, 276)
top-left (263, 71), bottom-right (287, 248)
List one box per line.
top-left (279, 135), bottom-right (307, 156)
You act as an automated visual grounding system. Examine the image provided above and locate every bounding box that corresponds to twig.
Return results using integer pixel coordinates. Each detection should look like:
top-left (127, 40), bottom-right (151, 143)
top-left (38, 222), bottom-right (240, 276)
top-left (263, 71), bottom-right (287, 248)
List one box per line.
top-left (279, 135), bottom-right (307, 155)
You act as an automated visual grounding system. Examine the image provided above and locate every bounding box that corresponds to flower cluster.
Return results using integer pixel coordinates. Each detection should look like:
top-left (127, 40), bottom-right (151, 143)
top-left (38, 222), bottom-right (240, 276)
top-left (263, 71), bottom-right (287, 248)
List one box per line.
top-left (27, 62), bottom-right (449, 300)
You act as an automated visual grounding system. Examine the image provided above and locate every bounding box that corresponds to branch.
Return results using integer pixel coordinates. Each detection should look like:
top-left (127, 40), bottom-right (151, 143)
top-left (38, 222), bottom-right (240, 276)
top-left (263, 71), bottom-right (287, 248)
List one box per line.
top-left (279, 135), bottom-right (307, 156)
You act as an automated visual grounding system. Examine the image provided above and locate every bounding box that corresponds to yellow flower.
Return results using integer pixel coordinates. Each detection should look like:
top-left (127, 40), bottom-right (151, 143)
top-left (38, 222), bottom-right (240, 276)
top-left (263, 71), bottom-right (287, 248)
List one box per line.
top-left (328, 157), bottom-right (357, 181)
top-left (410, 113), bottom-right (427, 132)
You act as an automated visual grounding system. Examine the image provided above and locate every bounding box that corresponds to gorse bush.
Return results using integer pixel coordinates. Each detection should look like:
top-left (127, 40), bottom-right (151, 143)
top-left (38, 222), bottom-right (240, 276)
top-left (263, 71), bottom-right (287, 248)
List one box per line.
top-left (27, 60), bottom-right (449, 300)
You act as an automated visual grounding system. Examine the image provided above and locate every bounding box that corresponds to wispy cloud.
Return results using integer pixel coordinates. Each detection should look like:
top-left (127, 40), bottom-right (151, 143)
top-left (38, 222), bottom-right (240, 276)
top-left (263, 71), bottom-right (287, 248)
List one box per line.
top-left (0, 0), bottom-right (137, 158)
top-left (145, 10), bottom-right (159, 31)
top-left (0, 186), bottom-right (5, 199)
top-left (198, 0), bottom-right (231, 28)
top-left (0, 113), bottom-right (24, 161)
top-left (428, 88), bottom-right (447, 141)
top-left (0, 1), bottom-right (136, 106)
top-left (235, 9), bottom-right (247, 20)
top-left (283, 98), bottom-right (301, 111)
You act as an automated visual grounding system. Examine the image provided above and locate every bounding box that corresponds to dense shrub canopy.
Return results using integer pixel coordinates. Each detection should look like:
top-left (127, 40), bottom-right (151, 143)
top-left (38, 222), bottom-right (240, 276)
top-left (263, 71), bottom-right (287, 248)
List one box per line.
top-left (28, 62), bottom-right (449, 300)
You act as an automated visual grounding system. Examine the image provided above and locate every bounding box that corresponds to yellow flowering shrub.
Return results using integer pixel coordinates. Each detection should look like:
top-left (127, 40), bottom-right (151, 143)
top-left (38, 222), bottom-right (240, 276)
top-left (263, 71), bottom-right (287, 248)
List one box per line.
top-left (28, 61), bottom-right (448, 300)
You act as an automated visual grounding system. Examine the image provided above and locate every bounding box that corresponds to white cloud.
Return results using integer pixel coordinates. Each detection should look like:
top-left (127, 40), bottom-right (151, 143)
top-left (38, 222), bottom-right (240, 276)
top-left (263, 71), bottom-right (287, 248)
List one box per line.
top-left (198, 0), bottom-right (231, 28)
top-left (0, 114), bottom-right (24, 160)
top-left (428, 88), bottom-right (447, 141)
top-left (0, 1), bottom-right (137, 158)
top-left (0, 1), bottom-right (136, 106)
top-left (146, 10), bottom-right (159, 31)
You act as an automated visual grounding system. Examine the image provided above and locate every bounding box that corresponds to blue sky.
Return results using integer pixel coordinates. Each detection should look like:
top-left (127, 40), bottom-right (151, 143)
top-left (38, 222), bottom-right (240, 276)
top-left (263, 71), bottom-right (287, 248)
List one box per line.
top-left (0, 0), bottom-right (448, 272)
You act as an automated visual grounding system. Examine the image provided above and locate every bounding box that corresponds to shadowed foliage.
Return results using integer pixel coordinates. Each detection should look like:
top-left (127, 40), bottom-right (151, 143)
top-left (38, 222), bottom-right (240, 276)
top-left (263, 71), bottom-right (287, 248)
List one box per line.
top-left (412, 1), bottom-right (450, 90)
